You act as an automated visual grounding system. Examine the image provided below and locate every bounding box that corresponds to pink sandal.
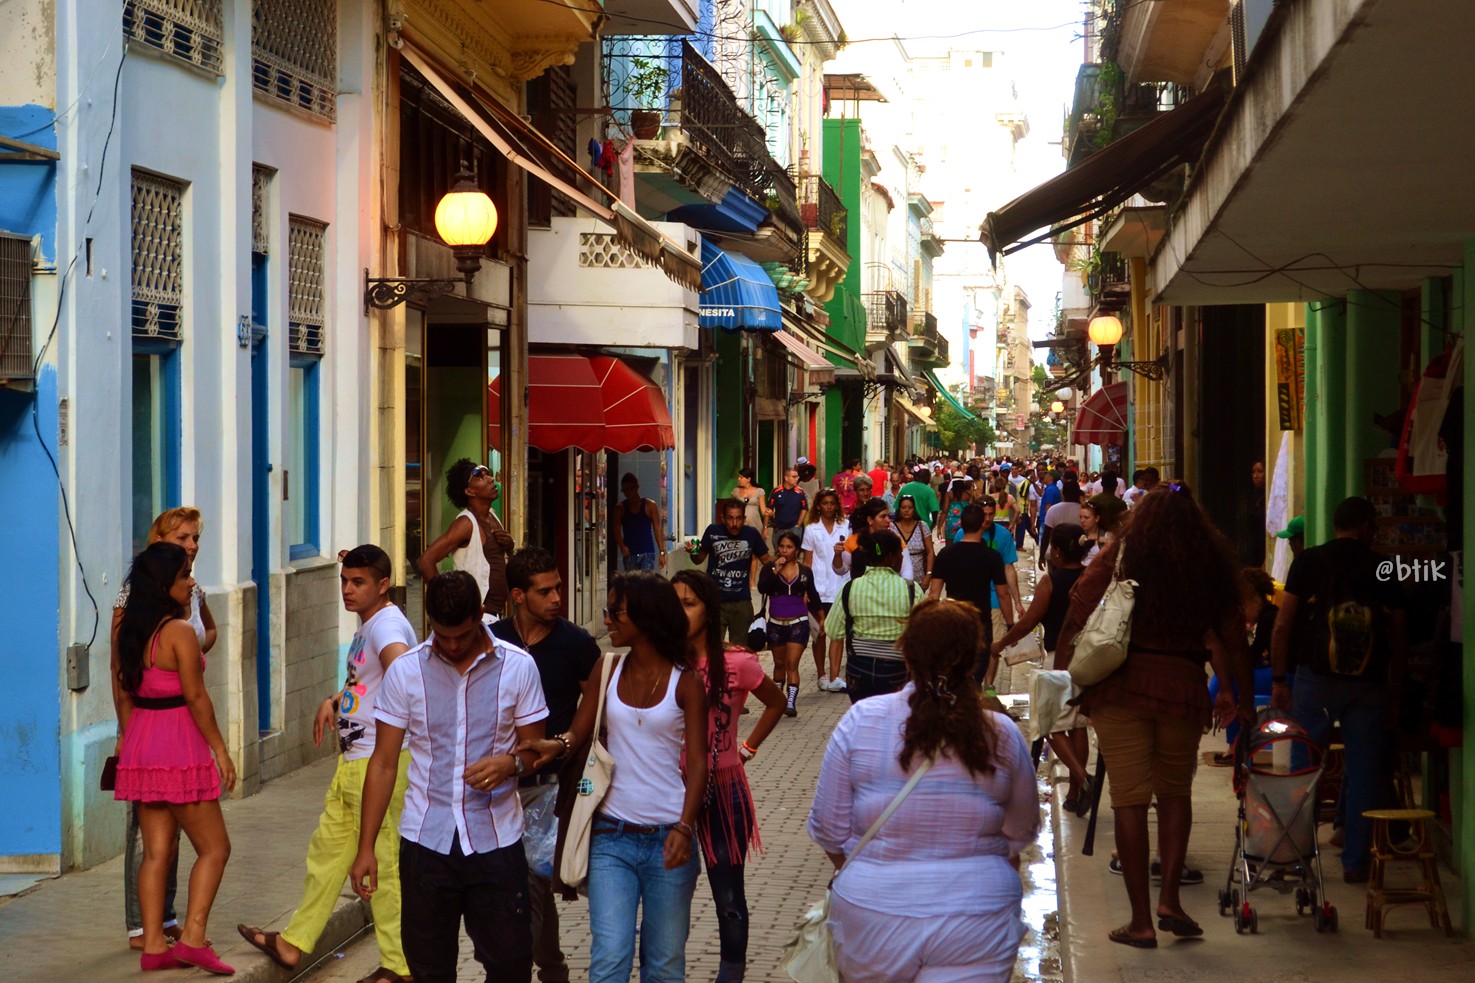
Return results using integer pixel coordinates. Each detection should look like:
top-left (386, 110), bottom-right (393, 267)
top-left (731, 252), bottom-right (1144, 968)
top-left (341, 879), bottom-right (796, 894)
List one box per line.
top-left (172, 943), bottom-right (235, 976)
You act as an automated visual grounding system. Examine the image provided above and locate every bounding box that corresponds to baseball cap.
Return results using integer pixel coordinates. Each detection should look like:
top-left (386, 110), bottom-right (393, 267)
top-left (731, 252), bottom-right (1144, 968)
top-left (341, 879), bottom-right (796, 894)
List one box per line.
top-left (999, 463), bottom-right (1011, 471)
top-left (796, 456), bottom-right (809, 465)
top-left (1275, 515), bottom-right (1305, 539)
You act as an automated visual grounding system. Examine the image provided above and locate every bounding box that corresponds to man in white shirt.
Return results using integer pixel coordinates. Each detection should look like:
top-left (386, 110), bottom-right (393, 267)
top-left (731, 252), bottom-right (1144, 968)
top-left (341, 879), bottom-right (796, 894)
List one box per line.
top-left (353, 571), bottom-right (548, 983)
top-left (238, 545), bottom-right (418, 982)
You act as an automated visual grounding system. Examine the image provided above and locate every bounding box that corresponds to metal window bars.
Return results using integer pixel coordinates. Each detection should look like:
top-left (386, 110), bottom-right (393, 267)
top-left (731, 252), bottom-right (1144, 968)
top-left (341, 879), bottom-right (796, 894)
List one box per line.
top-left (0, 233), bottom-right (34, 381)
top-left (123, 0), bottom-right (224, 75)
top-left (131, 170), bottom-right (185, 342)
top-left (251, 0), bottom-right (337, 120)
top-left (287, 216), bottom-right (327, 356)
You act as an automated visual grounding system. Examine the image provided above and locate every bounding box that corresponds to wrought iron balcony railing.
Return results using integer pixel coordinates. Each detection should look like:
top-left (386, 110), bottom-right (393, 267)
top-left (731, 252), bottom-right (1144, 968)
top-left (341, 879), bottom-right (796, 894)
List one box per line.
top-left (798, 173), bottom-right (847, 243)
top-left (865, 289), bottom-right (908, 336)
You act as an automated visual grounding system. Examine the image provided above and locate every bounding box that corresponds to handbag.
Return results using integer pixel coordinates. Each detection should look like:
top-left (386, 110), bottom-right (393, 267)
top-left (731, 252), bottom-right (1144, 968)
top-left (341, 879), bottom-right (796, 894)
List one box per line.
top-left (556, 653), bottom-right (617, 892)
top-left (100, 755), bottom-right (119, 792)
top-left (1068, 543), bottom-right (1137, 687)
top-left (1002, 629), bottom-right (1046, 666)
top-left (782, 757), bottom-right (933, 983)
top-left (747, 594), bottom-right (769, 652)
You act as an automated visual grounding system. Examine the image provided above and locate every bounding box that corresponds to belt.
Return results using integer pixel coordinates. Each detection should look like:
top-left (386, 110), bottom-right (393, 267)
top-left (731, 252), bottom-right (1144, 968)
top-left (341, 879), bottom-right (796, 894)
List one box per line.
top-left (768, 615), bottom-right (806, 625)
top-left (592, 815), bottom-right (675, 836)
top-left (517, 773), bottom-right (559, 788)
top-left (131, 694), bottom-right (187, 710)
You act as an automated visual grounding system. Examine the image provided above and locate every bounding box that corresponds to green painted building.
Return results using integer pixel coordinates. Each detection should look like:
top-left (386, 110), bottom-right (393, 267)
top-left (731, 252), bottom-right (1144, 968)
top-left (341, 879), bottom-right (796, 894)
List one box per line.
top-left (822, 117), bottom-right (869, 477)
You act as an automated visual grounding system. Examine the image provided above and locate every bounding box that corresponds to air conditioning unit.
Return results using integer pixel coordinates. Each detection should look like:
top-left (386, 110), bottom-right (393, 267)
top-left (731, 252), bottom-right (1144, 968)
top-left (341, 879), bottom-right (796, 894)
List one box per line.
top-left (0, 232), bottom-right (35, 386)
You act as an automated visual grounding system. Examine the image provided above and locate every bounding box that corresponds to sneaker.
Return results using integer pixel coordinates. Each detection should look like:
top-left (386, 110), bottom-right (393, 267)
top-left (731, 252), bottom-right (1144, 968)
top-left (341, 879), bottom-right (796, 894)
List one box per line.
top-left (829, 676), bottom-right (847, 692)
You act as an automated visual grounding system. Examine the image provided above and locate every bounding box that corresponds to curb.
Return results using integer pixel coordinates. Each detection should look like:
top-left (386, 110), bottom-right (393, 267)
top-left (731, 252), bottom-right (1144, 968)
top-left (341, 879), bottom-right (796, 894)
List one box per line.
top-left (1048, 763), bottom-right (1082, 983)
top-left (222, 896), bottom-right (371, 983)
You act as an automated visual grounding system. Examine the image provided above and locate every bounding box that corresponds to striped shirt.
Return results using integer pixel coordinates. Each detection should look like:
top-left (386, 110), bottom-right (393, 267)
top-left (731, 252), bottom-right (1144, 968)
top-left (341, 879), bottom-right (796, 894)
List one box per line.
top-left (825, 567), bottom-right (918, 650)
top-left (374, 629), bottom-right (548, 855)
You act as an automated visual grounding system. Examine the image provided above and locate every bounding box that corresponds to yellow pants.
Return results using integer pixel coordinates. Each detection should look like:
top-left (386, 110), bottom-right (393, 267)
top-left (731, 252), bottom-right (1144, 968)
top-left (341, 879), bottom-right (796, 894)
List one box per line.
top-left (282, 751), bottom-right (411, 975)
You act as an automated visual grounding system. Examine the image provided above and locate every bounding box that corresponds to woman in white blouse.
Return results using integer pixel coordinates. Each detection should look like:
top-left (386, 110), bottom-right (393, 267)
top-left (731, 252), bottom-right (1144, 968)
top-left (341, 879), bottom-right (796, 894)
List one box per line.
top-left (808, 599), bottom-right (1040, 982)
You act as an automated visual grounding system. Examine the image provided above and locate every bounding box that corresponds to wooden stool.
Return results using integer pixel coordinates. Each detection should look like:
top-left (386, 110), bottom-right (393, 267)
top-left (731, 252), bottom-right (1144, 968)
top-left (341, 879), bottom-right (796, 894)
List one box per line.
top-left (1362, 808), bottom-right (1454, 938)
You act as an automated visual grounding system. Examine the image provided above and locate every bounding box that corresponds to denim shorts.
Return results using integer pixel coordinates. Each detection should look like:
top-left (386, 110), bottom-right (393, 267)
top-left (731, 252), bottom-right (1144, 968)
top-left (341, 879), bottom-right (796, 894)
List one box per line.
top-left (766, 618), bottom-right (811, 648)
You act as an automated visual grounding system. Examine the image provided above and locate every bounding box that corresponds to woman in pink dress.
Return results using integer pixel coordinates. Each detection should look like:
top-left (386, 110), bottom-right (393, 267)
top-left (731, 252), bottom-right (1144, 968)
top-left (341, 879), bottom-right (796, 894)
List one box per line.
top-left (671, 570), bottom-right (786, 983)
top-left (114, 542), bottom-right (237, 974)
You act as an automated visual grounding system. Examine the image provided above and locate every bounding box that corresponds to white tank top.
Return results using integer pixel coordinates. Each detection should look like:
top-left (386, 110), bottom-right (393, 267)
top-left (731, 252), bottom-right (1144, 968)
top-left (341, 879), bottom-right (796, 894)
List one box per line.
top-left (450, 507), bottom-right (490, 600)
top-left (600, 656), bottom-right (687, 826)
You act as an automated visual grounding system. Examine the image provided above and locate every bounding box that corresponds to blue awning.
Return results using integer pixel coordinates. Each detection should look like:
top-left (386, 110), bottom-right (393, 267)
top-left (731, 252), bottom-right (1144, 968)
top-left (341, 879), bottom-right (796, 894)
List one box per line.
top-left (699, 239), bottom-right (782, 332)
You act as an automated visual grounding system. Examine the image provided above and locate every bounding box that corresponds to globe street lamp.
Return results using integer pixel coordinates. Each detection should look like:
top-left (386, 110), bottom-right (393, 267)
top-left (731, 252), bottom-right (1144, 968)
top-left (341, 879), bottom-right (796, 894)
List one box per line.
top-left (365, 161), bottom-right (499, 311)
top-left (1086, 312), bottom-right (1169, 381)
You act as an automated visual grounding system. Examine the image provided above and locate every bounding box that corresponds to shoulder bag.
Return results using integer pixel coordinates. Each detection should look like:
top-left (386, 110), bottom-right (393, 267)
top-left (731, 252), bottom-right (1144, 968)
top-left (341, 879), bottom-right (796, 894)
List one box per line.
top-left (782, 757), bottom-right (933, 983)
top-left (557, 653), bottom-right (617, 891)
top-left (1068, 543), bottom-right (1137, 687)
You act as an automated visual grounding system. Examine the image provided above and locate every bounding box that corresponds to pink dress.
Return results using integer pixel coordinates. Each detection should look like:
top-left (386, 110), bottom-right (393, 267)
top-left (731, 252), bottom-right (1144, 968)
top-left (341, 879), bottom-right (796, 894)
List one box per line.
top-left (114, 629), bottom-right (221, 803)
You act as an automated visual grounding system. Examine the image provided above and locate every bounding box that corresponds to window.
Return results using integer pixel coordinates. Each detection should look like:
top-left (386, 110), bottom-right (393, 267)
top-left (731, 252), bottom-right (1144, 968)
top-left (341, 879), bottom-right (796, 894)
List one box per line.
top-left (123, 0), bottom-right (224, 75)
top-left (131, 348), bottom-right (181, 553)
top-left (286, 215), bottom-right (325, 557)
top-left (131, 170), bottom-right (185, 341)
top-left (130, 169), bottom-right (185, 551)
top-left (252, 0), bottom-right (337, 120)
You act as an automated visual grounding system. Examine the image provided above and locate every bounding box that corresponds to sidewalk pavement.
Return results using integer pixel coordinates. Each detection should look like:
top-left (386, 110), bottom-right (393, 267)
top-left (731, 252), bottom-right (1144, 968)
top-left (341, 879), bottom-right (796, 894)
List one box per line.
top-left (0, 753), bottom-right (372, 983)
top-left (1053, 733), bottom-right (1475, 981)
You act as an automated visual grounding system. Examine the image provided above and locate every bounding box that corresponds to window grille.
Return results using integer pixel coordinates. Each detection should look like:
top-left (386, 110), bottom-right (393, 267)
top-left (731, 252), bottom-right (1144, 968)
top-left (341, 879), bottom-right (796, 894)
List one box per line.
top-left (252, 0), bottom-right (337, 120)
top-left (287, 216), bottom-right (327, 356)
top-left (131, 171), bottom-right (185, 342)
top-left (123, 0), bottom-right (224, 75)
top-left (0, 233), bottom-right (34, 381)
top-left (252, 165), bottom-right (273, 254)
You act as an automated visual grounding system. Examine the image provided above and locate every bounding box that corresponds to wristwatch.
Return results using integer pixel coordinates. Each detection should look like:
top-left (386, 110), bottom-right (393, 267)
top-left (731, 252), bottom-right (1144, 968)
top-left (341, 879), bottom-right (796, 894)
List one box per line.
top-left (512, 753), bottom-right (527, 777)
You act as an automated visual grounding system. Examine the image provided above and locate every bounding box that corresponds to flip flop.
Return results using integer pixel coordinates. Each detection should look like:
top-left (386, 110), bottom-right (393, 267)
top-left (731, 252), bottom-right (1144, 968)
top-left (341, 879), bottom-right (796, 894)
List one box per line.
top-left (1108, 926), bottom-right (1157, 949)
top-left (1157, 914), bottom-right (1205, 937)
top-left (235, 925), bottom-right (296, 970)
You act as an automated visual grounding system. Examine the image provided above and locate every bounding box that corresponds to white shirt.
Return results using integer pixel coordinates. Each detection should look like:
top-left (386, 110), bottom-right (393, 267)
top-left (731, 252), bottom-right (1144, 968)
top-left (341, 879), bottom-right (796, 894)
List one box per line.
top-left (807, 685), bottom-right (1038, 916)
top-left (374, 629), bottom-right (548, 855)
top-left (802, 519), bottom-right (851, 602)
top-left (1124, 486), bottom-right (1147, 509)
top-left (337, 604), bottom-right (418, 760)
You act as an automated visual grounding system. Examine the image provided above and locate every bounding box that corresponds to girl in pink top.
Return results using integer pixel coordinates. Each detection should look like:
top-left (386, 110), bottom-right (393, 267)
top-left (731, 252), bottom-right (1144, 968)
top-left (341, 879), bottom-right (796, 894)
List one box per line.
top-left (114, 543), bottom-right (237, 975)
top-left (672, 571), bottom-right (786, 983)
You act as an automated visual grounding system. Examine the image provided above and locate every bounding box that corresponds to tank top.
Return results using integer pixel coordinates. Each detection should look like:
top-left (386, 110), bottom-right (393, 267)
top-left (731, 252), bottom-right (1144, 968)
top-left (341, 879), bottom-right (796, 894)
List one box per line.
top-left (619, 498), bottom-right (658, 554)
top-left (1041, 566), bottom-right (1083, 651)
top-left (450, 507), bottom-right (490, 600)
top-left (600, 657), bottom-right (687, 825)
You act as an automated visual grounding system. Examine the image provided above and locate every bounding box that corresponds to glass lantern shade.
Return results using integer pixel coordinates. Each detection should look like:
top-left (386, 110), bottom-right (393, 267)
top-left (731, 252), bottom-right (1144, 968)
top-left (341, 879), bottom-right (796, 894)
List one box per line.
top-left (1088, 314), bottom-right (1124, 347)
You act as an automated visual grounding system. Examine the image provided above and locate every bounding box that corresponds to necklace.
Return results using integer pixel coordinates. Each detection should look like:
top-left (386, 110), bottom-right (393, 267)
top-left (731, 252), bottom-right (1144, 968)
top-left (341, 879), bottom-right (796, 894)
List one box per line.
top-left (633, 664), bottom-right (670, 726)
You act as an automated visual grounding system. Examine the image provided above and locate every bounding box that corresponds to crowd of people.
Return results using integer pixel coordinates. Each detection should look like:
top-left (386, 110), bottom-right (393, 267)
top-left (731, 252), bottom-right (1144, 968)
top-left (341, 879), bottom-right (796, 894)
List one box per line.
top-left (104, 449), bottom-right (1411, 980)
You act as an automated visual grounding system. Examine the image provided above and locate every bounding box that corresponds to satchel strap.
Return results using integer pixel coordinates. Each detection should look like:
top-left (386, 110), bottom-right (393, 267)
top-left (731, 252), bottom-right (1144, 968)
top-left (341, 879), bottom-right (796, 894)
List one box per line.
top-left (591, 653), bottom-right (617, 744)
top-left (839, 757), bottom-right (933, 874)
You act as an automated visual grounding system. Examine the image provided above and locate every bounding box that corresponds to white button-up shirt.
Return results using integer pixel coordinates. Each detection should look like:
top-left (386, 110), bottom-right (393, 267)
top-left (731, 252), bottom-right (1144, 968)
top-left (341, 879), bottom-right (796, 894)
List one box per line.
top-left (374, 628), bottom-right (548, 855)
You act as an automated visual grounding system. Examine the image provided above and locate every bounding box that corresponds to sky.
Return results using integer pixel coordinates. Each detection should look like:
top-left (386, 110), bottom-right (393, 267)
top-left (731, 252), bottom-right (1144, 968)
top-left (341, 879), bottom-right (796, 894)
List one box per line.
top-left (829, 0), bottom-right (1087, 348)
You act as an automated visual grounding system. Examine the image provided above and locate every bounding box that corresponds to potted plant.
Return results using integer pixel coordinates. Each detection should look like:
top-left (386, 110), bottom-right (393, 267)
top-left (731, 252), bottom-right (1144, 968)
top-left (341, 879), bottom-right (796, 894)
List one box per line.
top-left (627, 57), bottom-right (670, 139)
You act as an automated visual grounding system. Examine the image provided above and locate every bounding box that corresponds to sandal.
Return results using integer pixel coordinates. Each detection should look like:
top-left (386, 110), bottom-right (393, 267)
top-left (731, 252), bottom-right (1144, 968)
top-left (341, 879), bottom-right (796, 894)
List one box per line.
top-left (1156, 913), bottom-right (1204, 937)
top-left (236, 924), bottom-right (297, 970)
top-left (1108, 926), bottom-right (1157, 949)
top-left (1074, 777), bottom-right (1095, 817)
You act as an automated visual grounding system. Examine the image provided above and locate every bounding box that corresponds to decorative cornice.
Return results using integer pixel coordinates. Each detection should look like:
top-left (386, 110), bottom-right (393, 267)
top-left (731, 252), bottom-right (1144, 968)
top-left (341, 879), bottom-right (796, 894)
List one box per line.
top-left (798, 0), bottom-right (845, 61)
top-left (804, 231), bottom-right (850, 303)
top-left (509, 34), bottom-right (586, 81)
top-left (397, 0), bottom-right (512, 82)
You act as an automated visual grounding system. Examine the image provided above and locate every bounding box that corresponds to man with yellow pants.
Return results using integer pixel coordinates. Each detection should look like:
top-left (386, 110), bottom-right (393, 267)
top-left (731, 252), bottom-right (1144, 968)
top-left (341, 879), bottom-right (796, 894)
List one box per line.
top-left (238, 545), bottom-right (418, 983)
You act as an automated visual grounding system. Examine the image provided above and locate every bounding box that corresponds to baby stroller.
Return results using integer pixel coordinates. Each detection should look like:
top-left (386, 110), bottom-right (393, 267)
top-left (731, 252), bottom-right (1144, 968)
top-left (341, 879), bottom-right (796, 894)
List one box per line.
top-left (1216, 709), bottom-right (1339, 934)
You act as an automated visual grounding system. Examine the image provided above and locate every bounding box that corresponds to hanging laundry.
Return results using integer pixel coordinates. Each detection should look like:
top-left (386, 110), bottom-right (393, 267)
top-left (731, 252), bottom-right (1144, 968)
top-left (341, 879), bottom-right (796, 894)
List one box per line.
top-left (616, 139), bottom-right (636, 209)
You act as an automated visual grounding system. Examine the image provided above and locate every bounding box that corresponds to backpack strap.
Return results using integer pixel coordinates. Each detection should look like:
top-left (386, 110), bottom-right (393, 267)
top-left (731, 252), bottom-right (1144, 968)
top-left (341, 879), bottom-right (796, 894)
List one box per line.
top-left (841, 580), bottom-right (856, 663)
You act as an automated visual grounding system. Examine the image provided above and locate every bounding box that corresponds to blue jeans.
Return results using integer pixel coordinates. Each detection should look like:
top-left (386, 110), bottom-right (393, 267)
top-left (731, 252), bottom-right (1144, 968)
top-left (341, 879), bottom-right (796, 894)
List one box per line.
top-left (588, 819), bottom-right (701, 983)
top-left (1290, 668), bottom-right (1394, 872)
top-left (625, 552), bottom-right (658, 571)
top-left (846, 653), bottom-right (909, 704)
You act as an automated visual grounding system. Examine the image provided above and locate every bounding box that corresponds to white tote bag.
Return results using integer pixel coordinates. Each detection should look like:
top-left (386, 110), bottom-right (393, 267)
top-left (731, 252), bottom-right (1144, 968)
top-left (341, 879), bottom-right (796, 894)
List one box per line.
top-left (783, 758), bottom-right (933, 983)
top-left (557, 654), bottom-right (616, 891)
top-left (1068, 545), bottom-right (1137, 687)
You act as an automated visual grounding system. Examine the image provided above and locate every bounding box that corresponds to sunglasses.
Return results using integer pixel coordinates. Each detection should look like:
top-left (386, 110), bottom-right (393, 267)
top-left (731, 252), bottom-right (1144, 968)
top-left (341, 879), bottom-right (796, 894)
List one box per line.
top-left (602, 607), bottom-right (626, 621)
top-left (471, 465), bottom-right (492, 479)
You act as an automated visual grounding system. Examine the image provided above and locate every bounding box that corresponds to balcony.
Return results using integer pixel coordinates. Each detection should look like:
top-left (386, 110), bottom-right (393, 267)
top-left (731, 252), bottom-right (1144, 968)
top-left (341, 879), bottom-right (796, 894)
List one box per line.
top-left (1088, 250), bottom-right (1130, 314)
top-left (908, 310), bottom-right (948, 367)
top-left (1066, 62), bottom-right (1194, 167)
top-left (864, 289), bottom-right (908, 342)
top-left (797, 173), bottom-right (849, 302)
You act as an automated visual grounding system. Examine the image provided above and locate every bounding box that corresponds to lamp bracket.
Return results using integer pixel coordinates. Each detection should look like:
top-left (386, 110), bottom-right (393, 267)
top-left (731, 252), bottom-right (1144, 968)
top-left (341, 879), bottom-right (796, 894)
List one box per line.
top-left (363, 269), bottom-right (462, 314)
top-left (1114, 348), bottom-right (1171, 382)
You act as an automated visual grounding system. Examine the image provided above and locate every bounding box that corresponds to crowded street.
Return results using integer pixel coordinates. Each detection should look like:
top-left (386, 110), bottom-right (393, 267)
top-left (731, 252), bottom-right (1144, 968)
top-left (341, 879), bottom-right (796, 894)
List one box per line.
top-left (6, 0), bottom-right (1475, 981)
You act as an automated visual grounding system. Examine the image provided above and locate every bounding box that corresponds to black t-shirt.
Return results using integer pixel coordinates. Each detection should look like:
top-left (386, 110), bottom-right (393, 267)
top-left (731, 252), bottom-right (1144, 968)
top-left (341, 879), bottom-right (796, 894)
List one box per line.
top-left (490, 617), bottom-right (600, 773)
top-left (768, 487), bottom-right (809, 528)
top-left (699, 523), bottom-right (771, 599)
top-left (931, 541), bottom-right (1009, 617)
top-left (1283, 538), bottom-right (1403, 677)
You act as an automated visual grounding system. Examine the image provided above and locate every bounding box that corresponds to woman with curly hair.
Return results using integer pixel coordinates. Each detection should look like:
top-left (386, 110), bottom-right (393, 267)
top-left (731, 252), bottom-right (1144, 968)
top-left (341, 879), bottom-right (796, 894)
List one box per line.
top-left (1057, 486), bottom-right (1253, 948)
top-left (808, 599), bottom-right (1039, 981)
top-left (671, 570), bottom-right (785, 982)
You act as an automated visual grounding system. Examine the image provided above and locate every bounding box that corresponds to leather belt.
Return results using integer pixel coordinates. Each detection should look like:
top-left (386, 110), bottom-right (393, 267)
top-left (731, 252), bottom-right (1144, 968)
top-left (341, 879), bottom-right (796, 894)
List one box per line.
top-left (592, 815), bottom-right (671, 836)
top-left (517, 773), bottom-right (559, 788)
